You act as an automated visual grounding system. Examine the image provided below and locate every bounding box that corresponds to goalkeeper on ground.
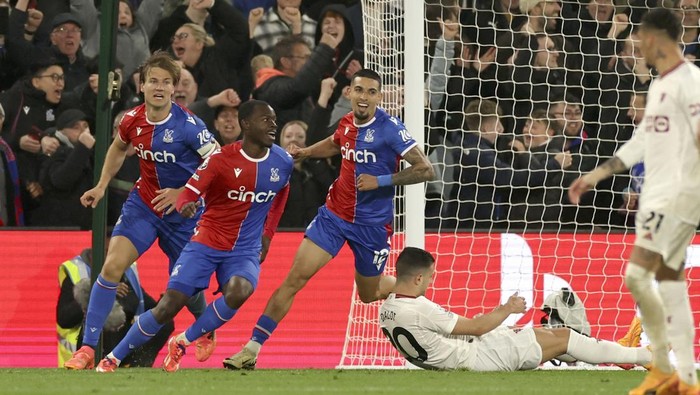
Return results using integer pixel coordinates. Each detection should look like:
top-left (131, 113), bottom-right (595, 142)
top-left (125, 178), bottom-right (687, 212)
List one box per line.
top-left (379, 247), bottom-right (652, 371)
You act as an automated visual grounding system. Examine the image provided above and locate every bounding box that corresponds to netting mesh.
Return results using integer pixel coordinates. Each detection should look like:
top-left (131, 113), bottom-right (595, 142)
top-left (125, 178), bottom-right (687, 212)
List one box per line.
top-left (339, 0), bottom-right (700, 368)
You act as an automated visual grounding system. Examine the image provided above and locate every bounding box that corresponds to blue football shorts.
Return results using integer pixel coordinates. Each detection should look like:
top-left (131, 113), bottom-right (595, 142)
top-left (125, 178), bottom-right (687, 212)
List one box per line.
top-left (304, 205), bottom-right (393, 277)
top-left (112, 190), bottom-right (201, 272)
top-left (166, 241), bottom-right (260, 297)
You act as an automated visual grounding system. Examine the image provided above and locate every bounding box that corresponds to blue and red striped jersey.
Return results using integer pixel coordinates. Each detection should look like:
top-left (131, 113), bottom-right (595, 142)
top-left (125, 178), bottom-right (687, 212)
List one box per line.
top-left (184, 142), bottom-right (293, 251)
top-left (118, 103), bottom-right (216, 220)
top-left (326, 108), bottom-right (417, 226)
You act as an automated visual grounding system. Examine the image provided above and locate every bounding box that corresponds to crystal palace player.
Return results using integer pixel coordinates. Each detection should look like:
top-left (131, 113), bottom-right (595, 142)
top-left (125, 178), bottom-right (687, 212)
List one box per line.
top-left (94, 100), bottom-right (293, 373)
top-left (65, 52), bottom-right (219, 370)
top-left (224, 69), bottom-right (435, 370)
top-left (380, 247), bottom-right (652, 372)
top-left (570, 8), bottom-right (700, 395)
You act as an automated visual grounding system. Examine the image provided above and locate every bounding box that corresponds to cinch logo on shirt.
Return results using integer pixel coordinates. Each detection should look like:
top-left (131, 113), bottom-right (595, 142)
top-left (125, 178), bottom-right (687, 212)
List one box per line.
top-left (341, 143), bottom-right (377, 163)
top-left (134, 144), bottom-right (176, 163)
top-left (227, 187), bottom-right (277, 203)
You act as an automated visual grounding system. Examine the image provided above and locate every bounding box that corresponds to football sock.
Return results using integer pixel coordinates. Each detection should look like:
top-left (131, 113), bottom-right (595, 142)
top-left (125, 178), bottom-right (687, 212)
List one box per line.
top-left (185, 291), bottom-right (207, 319)
top-left (185, 297), bottom-right (237, 343)
top-left (566, 330), bottom-right (651, 365)
top-left (625, 263), bottom-right (673, 373)
top-left (112, 310), bottom-right (163, 361)
top-left (82, 275), bottom-right (118, 348)
top-left (249, 315), bottom-right (278, 352)
top-left (659, 281), bottom-right (698, 385)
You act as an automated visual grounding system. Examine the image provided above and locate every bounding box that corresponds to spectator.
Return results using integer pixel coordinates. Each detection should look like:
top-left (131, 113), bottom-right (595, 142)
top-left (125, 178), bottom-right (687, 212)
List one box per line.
top-left (595, 31), bottom-right (651, 158)
top-left (511, 33), bottom-right (565, 129)
top-left (173, 66), bottom-right (242, 130)
top-left (441, 24), bottom-right (499, 134)
top-left (150, 0), bottom-right (240, 53)
top-left (171, 13), bottom-right (253, 99)
top-left (70, 0), bottom-right (163, 78)
top-left (250, 0), bottom-right (317, 54)
top-left (61, 58), bottom-right (134, 133)
top-left (252, 33), bottom-right (337, 134)
top-left (0, 60), bottom-right (64, 225)
top-left (33, 109), bottom-right (94, 229)
top-left (0, 105), bottom-right (23, 226)
top-left (277, 120), bottom-right (335, 228)
top-left (675, 0), bottom-right (700, 65)
top-left (211, 105), bottom-right (241, 145)
top-left (443, 99), bottom-right (546, 229)
top-left (519, 0), bottom-right (562, 34)
top-left (57, 246), bottom-right (173, 367)
top-left (7, 4), bottom-right (89, 91)
top-left (0, 1), bottom-right (23, 92)
top-left (107, 111), bottom-right (140, 226)
top-left (251, 53), bottom-right (273, 87)
top-left (311, 4), bottom-right (363, 108)
top-left (233, 0), bottom-right (275, 18)
top-left (306, 77), bottom-right (339, 146)
top-left (511, 108), bottom-right (572, 228)
top-left (467, 0), bottom-right (527, 33)
top-left (615, 90), bottom-right (647, 227)
top-left (548, 94), bottom-right (610, 227)
top-left (562, 0), bottom-right (633, 107)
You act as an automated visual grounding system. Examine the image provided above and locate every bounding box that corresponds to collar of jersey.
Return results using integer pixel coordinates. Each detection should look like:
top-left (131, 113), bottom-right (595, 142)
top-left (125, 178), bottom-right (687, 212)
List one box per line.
top-left (354, 116), bottom-right (377, 128)
top-left (145, 112), bottom-right (173, 126)
top-left (240, 147), bottom-right (270, 162)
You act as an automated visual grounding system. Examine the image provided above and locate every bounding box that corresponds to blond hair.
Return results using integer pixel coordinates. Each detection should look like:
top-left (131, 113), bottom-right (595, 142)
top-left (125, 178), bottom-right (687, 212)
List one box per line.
top-left (182, 23), bottom-right (215, 47)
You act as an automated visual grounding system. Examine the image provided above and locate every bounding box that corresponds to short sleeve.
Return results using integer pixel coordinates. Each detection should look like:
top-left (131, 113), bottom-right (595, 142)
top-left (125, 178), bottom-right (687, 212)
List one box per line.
top-left (421, 298), bottom-right (458, 335)
top-left (383, 116), bottom-right (418, 157)
top-left (185, 149), bottom-right (222, 196)
top-left (183, 115), bottom-right (217, 159)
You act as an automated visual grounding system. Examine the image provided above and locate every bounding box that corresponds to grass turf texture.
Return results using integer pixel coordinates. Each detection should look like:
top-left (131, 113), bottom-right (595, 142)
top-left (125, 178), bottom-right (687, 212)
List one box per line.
top-left (0, 368), bottom-right (658, 394)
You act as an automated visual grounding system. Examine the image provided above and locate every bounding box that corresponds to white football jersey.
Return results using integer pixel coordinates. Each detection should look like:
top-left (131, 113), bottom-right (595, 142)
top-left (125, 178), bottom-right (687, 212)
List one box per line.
top-left (616, 61), bottom-right (700, 223)
top-left (379, 293), bottom-right (476, 370)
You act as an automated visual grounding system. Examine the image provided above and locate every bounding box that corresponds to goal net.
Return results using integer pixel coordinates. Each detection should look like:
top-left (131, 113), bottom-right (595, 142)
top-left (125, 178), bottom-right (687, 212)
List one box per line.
top-left (338, 0), bottom-right (700, 368)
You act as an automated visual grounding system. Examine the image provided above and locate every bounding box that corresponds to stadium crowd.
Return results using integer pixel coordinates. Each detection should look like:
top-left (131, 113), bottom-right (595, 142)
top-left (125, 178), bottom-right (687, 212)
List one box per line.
top-left (0, 0), bottom-right (683, 231)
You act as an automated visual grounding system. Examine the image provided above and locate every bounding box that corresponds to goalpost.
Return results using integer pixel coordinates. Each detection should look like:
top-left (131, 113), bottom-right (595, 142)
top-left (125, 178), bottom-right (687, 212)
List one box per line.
top-left (338, 0), bottom-right (700, 369)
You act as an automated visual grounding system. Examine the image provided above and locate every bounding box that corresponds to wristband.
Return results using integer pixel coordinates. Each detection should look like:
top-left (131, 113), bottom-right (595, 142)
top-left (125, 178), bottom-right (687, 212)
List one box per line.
top-left (377, 174), bottom-right (392, 187)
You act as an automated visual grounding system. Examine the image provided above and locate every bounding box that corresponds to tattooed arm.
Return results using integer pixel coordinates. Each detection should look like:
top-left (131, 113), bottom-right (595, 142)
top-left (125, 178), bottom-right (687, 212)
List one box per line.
top-left (356, 146), bottom-right (436, 191)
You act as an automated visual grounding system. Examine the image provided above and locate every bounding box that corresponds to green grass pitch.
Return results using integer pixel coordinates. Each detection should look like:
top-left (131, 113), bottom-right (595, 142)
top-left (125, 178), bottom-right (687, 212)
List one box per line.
top-left (0, 368), bottom-right (656, 394)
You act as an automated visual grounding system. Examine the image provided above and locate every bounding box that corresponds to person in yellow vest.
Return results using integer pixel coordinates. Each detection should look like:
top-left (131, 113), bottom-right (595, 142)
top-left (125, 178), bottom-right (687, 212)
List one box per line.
top-left (57, 247), bottom-right (173, 367)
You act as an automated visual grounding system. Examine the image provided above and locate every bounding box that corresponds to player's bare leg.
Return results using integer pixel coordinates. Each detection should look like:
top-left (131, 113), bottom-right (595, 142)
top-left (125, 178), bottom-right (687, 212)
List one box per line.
top-left (656, 261), bottom-right (699, 393)
top-left (65, 236), bottom-right (139, 369)
top-left (625, 246), bottom-right (678, 395)
top-left (101, 236), bottom-right (141, 282)
top-left (224, 238), bottom-right (333, 370)
top-left (264, 238), bottom-right (333, 321)
top-left (355, 272), bottom-right (395, 303)
top-left (533, 327), bottom-right (652, 367)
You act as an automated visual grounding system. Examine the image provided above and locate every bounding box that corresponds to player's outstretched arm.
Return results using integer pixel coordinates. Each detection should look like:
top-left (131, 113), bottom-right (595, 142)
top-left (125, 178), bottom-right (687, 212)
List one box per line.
top-left (450, 293), bottom-right (526, 337)
top-left (287, 136), bottom-right (340, 159)
top-left (568, 156), bottom-right (628, 205)
top-left (80, 138), bottom-right (129, 208)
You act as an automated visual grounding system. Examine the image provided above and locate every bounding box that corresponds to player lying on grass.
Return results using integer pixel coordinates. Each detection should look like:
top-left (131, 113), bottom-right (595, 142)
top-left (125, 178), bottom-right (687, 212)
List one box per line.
top-left (379, 247), bottom-right (652, 371)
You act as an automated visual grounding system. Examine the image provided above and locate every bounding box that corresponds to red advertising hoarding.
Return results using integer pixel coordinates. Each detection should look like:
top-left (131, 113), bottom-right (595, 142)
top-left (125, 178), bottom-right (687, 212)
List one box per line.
top-left (2, 231), bottom-right (699, 368)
